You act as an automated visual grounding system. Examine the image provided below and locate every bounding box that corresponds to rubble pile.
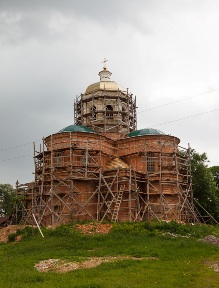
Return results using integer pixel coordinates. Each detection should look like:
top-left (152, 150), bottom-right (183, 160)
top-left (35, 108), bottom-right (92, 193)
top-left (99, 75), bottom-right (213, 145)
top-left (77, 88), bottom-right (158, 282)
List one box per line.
top-left (201, 235), bottom-right (219, 246)
top-left (74, 223), bottom-right (112, 235)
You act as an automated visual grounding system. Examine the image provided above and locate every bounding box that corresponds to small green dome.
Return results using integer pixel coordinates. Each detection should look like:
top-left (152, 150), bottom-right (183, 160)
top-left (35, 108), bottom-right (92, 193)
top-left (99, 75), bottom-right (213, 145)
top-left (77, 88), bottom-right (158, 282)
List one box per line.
top-left (59, 125), bottom-right (97, 134)
top-left (128, 128), bottom-right (165, 137)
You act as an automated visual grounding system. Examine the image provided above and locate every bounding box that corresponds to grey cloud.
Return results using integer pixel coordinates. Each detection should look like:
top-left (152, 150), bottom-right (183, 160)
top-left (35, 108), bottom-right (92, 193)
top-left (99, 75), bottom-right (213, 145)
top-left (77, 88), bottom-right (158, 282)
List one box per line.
top-left (0, 0), bottom-right (156, 44)
top-left (1, 0), bottom-right (219, 186)
top-left (2, 0), bottom-right (215, 46)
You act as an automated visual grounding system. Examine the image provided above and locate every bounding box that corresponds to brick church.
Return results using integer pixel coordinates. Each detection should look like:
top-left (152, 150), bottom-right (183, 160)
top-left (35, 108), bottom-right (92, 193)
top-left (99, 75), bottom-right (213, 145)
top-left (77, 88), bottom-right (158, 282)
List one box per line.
top-left (17, 63), bottom-right (198, 226)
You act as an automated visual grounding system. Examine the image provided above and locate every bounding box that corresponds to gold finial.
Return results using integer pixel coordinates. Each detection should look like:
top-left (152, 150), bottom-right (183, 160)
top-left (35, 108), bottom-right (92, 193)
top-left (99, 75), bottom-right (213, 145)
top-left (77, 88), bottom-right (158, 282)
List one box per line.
top-left (102, 58), bottom-right (108, 70)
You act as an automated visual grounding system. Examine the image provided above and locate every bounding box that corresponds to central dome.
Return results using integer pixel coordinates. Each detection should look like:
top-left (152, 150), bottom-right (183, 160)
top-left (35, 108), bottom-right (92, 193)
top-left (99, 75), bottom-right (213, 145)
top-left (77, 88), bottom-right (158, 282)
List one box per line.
top-left (85, 81), bottom-right (126, 94)
top-left (85, 67), bottom-right (126, 94)
top-left (74, 63), bottom-right (137, 134)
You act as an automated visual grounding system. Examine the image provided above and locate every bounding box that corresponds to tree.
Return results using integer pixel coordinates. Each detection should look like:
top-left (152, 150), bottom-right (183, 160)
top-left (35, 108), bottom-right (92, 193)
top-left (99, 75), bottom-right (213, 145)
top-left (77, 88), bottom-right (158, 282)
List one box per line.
top-left (0, 184), bottom-right (16, 217)
top-left (191, 151), bottom-right (219, 222)
top-left (209, 166), bottom-right (219, 188)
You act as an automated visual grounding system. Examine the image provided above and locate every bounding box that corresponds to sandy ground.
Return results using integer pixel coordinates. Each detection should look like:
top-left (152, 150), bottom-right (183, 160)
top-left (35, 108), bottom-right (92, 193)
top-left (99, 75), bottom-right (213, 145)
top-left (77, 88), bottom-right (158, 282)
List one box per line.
top-left (34, 256), bottom-right (151, 273)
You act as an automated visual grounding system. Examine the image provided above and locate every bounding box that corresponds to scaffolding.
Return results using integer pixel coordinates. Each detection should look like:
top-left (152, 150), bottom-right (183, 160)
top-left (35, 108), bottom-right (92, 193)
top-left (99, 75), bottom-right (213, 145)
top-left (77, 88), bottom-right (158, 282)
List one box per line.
top-left (12, 65), bottom-right (218, 226)
top-left (74, 89), bottom-right (137, 134)
top-left (13, 132), bottom-right (201, 226)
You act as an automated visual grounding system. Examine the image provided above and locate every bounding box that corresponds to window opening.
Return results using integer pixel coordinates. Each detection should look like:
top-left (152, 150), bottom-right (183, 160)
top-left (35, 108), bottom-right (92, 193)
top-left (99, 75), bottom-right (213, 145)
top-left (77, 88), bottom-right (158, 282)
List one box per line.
top-left (91, 105), bottom-right (96, 120)
top-left (54, 152), bottom-right (63, 166)
top-left (106, 105), bottom-right (113, 119)
top-left (147, 152), bottom-right (155, 172)
top-left (81, 150), bottom-right (89, 167)
top-left (122, 106), bottom-right (126, 122)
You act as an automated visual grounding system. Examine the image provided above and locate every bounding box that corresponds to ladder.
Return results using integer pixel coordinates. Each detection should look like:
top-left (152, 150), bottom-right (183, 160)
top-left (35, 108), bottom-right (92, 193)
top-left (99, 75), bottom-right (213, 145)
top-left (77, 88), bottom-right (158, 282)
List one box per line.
top-left (112, 185), bottom-right (125, 222)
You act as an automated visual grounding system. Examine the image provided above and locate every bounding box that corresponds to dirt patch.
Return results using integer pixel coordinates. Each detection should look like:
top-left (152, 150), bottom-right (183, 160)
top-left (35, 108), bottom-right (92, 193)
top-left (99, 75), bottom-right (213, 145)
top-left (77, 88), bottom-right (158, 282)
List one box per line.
top-left (200, 235), bottom-right (219, 246)
top-left (74, 223), bottom-right (112, 235)
top-left (0, 225), bottom-right (27, 243)
top-left (210, 263), bottom-right (219, 273)
top-left (204, 261), bottom-right (219, 273)
top-left (34, 256), bottom-right (153, 273)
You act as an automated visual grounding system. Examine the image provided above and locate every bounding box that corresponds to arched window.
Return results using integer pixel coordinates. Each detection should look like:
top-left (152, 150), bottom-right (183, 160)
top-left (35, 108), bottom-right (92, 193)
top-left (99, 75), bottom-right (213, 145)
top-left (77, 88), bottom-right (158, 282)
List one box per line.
top-left (91, 105), bottom-right (96, 120)
top-left (54, 152), bottom-right (63, 166)
top-left (81, 150), bottom-right (89, 168)
top-left (122, 106), bottom-right (126, 122)
top-left (106, 105), bottom-right (113, 119)
top-left (147, 153), bottom-right (155, 172)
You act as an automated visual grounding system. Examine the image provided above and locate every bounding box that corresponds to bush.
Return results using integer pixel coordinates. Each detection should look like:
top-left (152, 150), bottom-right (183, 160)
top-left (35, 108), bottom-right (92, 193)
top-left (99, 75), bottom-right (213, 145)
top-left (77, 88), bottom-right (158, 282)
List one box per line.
top-left (111, 220), bottom-right (219, 239)
top-left (8, 226), bottom-right (34, 242)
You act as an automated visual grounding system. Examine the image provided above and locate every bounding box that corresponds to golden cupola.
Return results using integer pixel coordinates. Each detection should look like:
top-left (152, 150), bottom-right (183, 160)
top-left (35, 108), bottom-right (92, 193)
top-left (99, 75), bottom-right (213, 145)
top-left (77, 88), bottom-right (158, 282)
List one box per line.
top-left (74, 63), bottom-right (137, 135)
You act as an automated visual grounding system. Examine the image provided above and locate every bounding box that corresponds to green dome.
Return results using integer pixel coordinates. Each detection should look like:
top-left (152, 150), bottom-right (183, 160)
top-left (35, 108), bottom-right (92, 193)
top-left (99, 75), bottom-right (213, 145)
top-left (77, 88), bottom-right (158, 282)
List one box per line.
top-left (128, 128), bottom-right (165, 137)
top-left (59, 125), bottom-right (97, 134)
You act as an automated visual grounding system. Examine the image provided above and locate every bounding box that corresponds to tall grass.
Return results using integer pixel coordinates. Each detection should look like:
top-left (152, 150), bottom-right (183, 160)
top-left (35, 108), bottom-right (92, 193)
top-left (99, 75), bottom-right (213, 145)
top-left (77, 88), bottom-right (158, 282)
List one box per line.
top-left (0, 221), bottom-right (219, 288)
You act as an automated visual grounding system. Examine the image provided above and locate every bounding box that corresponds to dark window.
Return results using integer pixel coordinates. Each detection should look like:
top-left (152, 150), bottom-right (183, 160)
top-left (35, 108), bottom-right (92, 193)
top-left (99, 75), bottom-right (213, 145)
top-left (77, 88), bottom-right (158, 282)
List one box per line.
top-left (106, 105), bottom-right (113, 119)
top-left (147, 153), bottom-right (155, 172)
top-left (54, 152), bottom-right (63, 166)
top-left (122, 106), bottom-right (126, 122)
top-left (91, 105), bottom-right (96, 120)
top-left (81, 150), bottom-right (89, 167)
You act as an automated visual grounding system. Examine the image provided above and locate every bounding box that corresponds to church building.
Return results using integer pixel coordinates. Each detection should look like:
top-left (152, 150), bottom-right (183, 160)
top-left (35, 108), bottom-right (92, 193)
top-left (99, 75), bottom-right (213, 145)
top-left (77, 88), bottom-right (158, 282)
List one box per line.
top-left (17, 62), bottom-right (198, 226)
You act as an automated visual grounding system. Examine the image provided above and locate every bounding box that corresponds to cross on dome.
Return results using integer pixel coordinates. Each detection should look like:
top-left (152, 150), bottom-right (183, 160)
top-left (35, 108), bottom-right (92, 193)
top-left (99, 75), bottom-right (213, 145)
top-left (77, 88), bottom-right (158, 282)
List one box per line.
top-left (99, 58), bottom-right (112, 81)
top-left (102, 58), bottom-right (108, 69)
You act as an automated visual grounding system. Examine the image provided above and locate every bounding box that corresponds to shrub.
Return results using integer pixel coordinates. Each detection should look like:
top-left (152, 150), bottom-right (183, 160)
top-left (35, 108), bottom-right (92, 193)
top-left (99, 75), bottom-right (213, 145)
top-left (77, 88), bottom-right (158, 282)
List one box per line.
top-left (8, 226), bottom-right (34, 242)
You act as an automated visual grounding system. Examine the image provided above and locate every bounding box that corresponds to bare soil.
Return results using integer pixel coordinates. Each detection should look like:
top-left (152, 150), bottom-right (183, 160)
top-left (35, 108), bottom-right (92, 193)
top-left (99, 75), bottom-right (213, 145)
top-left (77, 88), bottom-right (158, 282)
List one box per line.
top-left (34, 256), bottom-right (153, 273)
top-left (74, 223), bottom-right (112, 235)
top-left (0, 225), bottom-right (27, 243)
top-left (204, 260), bottom-right (219, 273)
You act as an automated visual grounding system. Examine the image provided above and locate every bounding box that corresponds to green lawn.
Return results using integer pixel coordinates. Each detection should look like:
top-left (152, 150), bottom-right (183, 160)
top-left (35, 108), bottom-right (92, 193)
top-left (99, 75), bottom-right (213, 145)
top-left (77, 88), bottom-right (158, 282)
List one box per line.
top-left (1, 222), bottom-right (219, 288)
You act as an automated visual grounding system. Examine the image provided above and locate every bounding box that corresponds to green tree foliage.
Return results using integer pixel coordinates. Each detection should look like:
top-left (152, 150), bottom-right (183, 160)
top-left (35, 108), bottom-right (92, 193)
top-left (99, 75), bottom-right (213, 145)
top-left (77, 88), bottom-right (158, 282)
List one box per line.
top-left (209, 166), bottom-right (219, 188)
top-left (0, 184), bottom-right (16, 217)
top-left (191, 151), bottom-right (219, 221)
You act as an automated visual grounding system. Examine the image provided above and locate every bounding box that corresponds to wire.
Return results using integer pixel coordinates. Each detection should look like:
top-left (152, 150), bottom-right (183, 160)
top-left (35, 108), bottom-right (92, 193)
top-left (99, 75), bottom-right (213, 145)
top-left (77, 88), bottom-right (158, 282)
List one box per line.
top-left (0, 140), bottom-right (41, 152)
top-left (138, 88), bottom-right (219, 113)
top-left (0, 108), bottom-right (218, 163)
top-left (0, 88), bottom-right (219, 153)
top-left (0, 155), bottom-right (32, 162)
top-left (152, 107), bottom-right (219, 127)
top-left (0, 88), bottom-right (219, 152)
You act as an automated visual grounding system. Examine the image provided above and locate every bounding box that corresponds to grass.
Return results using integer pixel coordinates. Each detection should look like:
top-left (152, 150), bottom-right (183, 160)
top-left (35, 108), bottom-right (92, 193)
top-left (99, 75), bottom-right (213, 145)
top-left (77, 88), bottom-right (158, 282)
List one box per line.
top-left (0, 221), bottom-right (219, 287)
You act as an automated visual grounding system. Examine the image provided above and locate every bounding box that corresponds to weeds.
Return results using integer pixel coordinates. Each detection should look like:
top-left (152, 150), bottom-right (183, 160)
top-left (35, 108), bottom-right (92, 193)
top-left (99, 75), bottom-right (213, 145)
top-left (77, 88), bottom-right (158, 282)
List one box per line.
top-left (8, 226), bottom-right (34, 242)
top-left (111, 220), bottom-right (219, 238)
top-left (0, 221), bottom-right (219, 288)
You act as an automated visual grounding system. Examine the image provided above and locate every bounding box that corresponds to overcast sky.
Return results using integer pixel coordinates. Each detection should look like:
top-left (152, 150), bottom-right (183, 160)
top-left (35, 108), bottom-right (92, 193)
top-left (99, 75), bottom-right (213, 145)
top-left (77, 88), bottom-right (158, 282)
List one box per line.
top-left (1, 0), bottom-right (219, 186)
